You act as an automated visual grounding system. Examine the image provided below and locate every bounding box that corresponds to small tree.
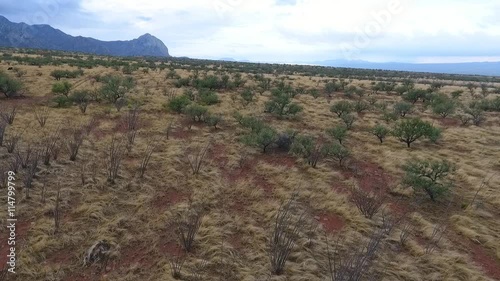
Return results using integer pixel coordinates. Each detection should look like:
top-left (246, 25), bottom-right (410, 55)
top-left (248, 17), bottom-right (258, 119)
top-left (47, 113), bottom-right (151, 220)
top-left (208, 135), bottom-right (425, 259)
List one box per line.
top-left (403, 159), bottom-right (456, 201)
top-left (330, 101), bottom-right (353, 117)
top-left (431, 94), bottom-right (456, 118)
top-left (70, 90), bottom-right (90, 114)
top-left (205, 114), bottom-right (223, 129)
top-left (184, 104), bottom-right (208, 122)
top-left (340, 114), bottom-right (356, 130)
top-left (52, 81), bottom-right (72, 97)
top-left (167, 95), bottom-right (191, 114)
top-left (290, 135), bottom-right (328, 168)
top-left (465, 107), bottom-right (485, 126)
top-left (100, 75), bottom-right (134, 103)
top-left (392, 118), bottom-right (433, 148)
top-left (0, 71), bottom-right (22, 98)
top-left (402, 89), bottom-right (427, 104)
top-left (240, 88), bottom-right (255, 105)
top-left (243, 126), bottom-right (278, 153)
top-left (328, 125), bottom-right (348, 144)
top-left (393, 102), bottom-right (413, 118)
top-left (371, 124), bottom-right (389, 143)
top-left (328, 143), bottom-right (350, 167)
top-left (466, 83), bottom-right (477, 95)
top-left (354, 100), bottom-right (370, 114)
top-left (264, 89), bottom-right (303, 118)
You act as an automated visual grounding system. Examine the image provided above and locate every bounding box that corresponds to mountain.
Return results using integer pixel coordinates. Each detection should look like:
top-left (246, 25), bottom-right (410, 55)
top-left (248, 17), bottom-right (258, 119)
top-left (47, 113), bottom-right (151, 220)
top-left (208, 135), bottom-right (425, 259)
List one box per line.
top-left (0, 15), bottom-right (169, 57)
top-left (312, 59), bottom-right (500, 76)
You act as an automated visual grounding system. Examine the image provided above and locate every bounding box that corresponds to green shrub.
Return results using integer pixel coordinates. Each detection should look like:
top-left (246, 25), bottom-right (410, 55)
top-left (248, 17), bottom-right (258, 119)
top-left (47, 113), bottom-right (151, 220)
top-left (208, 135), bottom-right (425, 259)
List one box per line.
top-left (327, 125), bottom-right (348, 144)
top-left (340, 114), bottom-right (356, 130)
top-left (198, 89), bottom-right (220, 105)
top-left (431, 94), bottom-right (456, 118)
top-left (240, 88), bottom-right (255, 105)
top-left (327, 143), bottom-right (350, 167)
top-left (0, 71), bottom-right (22, 98)
top-left (393, 102), bottom-right (413, 117)
top-left (184, 104), bottom-right (208, 122)
top-left (52, 96), bottom-right (71, 108)
top-left (290, 135), bottom-right (329, 168)
top-left (264, 89), bottom-right (303, 118)
top-left (392, 118), bottom-right (434, 148)
top-left (330, 100), bottom-right (353, 117)
top-left (370, 124), bottom-right (389, 143)
top-left (243, 126), bottom-right (278, 153)
top-left (205, 114), bottom-right (223, 129)
top-left (354, 100), bottom-right (370, 114)
top-left (70, 90), bottom-right (90, 113)
top-left (52, 81), bottom-right (72, 97)
top-left (403, 159), bottom-right (455, 201)
top-left (167, 95), bottom-right (191, 113)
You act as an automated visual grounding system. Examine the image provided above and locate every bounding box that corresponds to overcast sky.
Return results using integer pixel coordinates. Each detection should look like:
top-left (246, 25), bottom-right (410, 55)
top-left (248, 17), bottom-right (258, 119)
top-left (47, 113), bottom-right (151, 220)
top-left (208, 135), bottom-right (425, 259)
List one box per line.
top-left (2, 0), bottom-right (500, 63)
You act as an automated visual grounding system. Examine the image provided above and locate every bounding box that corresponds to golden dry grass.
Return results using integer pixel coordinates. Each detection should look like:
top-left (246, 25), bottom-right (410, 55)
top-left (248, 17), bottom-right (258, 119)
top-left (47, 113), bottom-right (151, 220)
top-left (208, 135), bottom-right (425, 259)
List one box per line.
top-left (0, 53), bottom-right (499, 281)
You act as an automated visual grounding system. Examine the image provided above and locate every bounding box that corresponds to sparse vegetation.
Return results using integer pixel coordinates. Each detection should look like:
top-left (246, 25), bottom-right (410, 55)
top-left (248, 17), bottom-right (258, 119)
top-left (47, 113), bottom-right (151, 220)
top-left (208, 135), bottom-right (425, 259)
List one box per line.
top-left (2, 48), bottom-right (499, 281)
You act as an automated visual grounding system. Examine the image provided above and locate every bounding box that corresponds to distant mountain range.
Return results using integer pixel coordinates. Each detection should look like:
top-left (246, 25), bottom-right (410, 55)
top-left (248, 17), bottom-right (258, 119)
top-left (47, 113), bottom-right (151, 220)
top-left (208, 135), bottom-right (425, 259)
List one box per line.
top-left (310, 59), bottom-right (500, 76)
top-left (0, 15), bottom-right (169, 57)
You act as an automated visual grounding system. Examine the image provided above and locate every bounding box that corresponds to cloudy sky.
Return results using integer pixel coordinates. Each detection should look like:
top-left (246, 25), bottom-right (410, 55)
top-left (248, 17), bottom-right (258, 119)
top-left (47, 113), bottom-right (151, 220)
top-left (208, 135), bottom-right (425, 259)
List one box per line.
top-left (2, 0), bottom-right (500, 63)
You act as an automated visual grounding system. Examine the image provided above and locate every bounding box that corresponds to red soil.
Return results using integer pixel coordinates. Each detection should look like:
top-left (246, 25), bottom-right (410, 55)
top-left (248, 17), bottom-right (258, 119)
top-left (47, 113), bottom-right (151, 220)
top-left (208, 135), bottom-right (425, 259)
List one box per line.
top-left (315, 212), bottom-right (345, 233)
top-left (468, 241), bottom-right (500, 280)
top-left (340, 159), bottom-right (394, 193)
top-left (152, 190), bottom-right (189, 210)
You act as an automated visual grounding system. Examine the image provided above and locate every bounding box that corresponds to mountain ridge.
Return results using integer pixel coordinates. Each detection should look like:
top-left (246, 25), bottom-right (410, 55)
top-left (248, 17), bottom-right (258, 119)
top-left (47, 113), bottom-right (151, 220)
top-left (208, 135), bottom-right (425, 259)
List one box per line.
top-left (0, 15), bottom-right (169, 57)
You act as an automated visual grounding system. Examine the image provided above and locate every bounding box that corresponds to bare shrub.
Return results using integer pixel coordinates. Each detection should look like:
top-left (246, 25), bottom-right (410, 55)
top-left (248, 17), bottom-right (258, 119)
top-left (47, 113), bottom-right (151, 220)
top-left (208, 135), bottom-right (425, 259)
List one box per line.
top-left (23, 152), bottom-right (39, 199)
top-left (124, 107), bottom-right (140, 152)
top-left (173, 206), bottom-right (204, 253)
top-left (185, 141), bottom-right (211, 175)
top-left (16, 144), bottom-right (33, 169)
top-left (165, 120), bottom-right (174, 140)
top-left (425, 224), bottom-right (447, 254)
top-left (66, 127), bottom-right (85, 161)
top-left (105, 136), bottom-right (125, 183)
top-left (40, 182), bottom-right (47, 204)
top-left (399, 220), bottom-right (414, 246)
top-left (8, 156), bottom-right (20, 173)
top-left (84, 115), bottom-right (99, 135)
top-left (350, 188), bottom-right (386, 219)
top-left (4, 133), bottom-right (21, 153)
top-left (34, 107), bottom-right (50, 127)
top-left (269, 194), bottom-right (306, 275)
top-left (0, 106), bottom-right (17, 125)
top-left (41, 130), bottom-right (61, 165)
top-left (54, 187), bottom-right (62, 234)
top-left (169, 256), bottom-right (185, 279)
top-left (0, 121), bottom-right (6, 146)
top-left (80, 162), bottom-right (87, 186)
top-left (322, 229), bottom-right (386, 281)
top-left (0, 167), bottom-right (6, 188)
top-left (139, 138), bottom-right (160, 178)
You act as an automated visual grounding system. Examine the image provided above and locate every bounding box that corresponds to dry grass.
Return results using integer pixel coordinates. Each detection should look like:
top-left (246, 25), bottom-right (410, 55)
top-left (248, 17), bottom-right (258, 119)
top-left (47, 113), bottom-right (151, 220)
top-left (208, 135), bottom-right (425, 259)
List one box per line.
top-left (0, 55), bottom-right (499, 281)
